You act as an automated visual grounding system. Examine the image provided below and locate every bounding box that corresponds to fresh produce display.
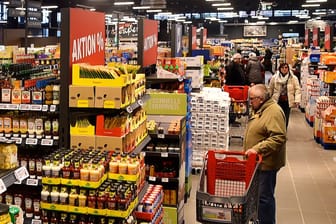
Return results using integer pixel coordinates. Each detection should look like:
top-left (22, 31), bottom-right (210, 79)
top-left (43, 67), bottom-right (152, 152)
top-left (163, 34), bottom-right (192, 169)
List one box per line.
top-left (78, 63), bottom-right (140, 79)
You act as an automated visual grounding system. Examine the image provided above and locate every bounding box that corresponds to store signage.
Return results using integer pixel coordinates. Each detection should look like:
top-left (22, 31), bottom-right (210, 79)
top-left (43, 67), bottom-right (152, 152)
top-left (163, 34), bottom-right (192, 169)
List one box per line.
top-left (192, 26), bottom-right (197, 50)
top-left (304, 29), bottom-right (310, 47)
top-left (202, 28), bottom-right (207, 46)
top-left (119, 23), bottom-right (138, 38)
top-left (144, 93), bottom-right (187, 115)
top-left (325, 25), bottom-right (331, 51)
top-left (172, 23), bottom-right (183, 57)
top-left (313, 27), bottom-right (319, 47)
top-left (69, 8), bottom-right (105, 66)
top-left (138, 19), bottom-right (158, 67)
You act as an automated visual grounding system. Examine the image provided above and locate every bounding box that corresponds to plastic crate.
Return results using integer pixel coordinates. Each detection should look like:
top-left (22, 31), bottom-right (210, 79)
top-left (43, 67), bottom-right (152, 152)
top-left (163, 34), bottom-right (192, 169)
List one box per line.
top-left (196, 150), bottom-right (261, 224)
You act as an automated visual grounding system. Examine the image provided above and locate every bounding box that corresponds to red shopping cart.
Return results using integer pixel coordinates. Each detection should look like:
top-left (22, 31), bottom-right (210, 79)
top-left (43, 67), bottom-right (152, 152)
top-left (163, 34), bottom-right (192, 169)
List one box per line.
top-left (196, 150), bottom-right (261, 224)
top-left (223, 85), bottom-right (249, 144)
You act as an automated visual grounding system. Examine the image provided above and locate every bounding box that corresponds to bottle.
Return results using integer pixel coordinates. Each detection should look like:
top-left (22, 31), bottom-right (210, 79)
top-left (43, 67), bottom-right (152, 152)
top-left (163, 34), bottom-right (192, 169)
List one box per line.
top-left (12, 117), bottom-right (19, 137)
top-left (11, 80), bottom-right (21, 104)
top-left (52, 84), bottom-right (60, 105)
top-left (19, 116), bottom-right (28, 137)
top-left (52, 118), bottom-right (59, 139)
top-left (35, 118), bottom-right (44, 139)
top-left (44, 119), bottom-right (52, 138)
top-left (1, 78), bottom-right (11, 103)
top-left (44, 84), bottom-right (53, 105)
top-left (3, 116), bottom-right (12, 136)
top-left (21, 88), bottom-right (31, 104)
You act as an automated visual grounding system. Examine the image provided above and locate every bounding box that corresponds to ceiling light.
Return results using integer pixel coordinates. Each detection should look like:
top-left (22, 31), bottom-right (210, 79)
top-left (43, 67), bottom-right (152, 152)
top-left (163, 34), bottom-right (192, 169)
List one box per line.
top-left (157, 12), bottom-right (172, 15)
top-left (212, 3), bottom-right (231, 6)
top-left (218, 20), bottom-right (228, 23)
top-left (302, 4), bottom-right (320, 7)
top-left (217, 7), bottom-right (234, 11)
top-left (114, 1), bottom-right (135, 6)
top-left (306, 0), bottom-right (327, 2)
top-left (288, 20), bottom-right (299, 23)
top-left (269, 22), bottom-right (278, 25)
top-left (132, 6), bottom-right (151, 9)
top-left (3, 1), bottom-right (9, 4)
top-left (147, 9), bottom-right (162, 12)
top-left (184, 21), bottom-right (192, 24)
top-left (256, 21), bottom-right (265, 24)
top-left (41, 5), bottom-right (58, 9)
top-left (312, 11), bottom-right (326, 15)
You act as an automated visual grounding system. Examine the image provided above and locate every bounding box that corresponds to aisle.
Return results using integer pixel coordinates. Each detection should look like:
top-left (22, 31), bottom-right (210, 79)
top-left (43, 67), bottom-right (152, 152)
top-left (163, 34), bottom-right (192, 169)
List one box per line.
top-left (184, 109), bottom-right (336, 224)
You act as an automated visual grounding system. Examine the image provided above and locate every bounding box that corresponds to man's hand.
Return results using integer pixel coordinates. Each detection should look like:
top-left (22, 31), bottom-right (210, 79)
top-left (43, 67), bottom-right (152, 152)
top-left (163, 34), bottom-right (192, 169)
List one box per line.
top-left (245, 148), bottom-right (258, 157)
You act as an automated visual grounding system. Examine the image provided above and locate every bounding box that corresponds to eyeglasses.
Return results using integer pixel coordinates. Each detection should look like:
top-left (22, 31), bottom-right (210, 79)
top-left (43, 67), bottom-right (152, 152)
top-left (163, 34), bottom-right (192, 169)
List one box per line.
top-left (281, 66), bottom-right (289, 69)
top-left (250, 96), bottom-right (260, 101)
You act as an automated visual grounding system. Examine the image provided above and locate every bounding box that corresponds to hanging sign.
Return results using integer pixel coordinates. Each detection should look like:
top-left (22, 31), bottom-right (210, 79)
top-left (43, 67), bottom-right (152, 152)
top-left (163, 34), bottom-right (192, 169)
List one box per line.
top-left (69, 8), bottom-right (105, 66)
top-left (192, 26), bottom-right (197, 50)
top-left (325, 25), bottom-right (332, 51)
top-left (138, 19), bottom-right (158, 67)
top-left (304, 29), bottom-right (310, 47)
top-left (312, 27), bottom-right (319, 47)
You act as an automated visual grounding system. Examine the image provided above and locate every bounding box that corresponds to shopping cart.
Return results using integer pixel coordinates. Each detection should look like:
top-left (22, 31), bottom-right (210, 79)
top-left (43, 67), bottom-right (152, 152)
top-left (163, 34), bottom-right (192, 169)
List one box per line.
top-left (223, 85), bottom-right (249, 144)
top-left (196, 150), bottom-right (261, 224)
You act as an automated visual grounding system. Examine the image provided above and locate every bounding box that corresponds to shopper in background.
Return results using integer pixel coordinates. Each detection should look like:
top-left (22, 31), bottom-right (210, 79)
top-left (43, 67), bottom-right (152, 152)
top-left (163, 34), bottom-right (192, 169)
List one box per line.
top-left (224, 53), bottom-right (246, 85)
top-left (244, 84), bottom-right (286, 224)
top-left (245, 52), bottom-right (264, 86)
top-left (268, 62), bottom-right (301, 128)
top-left (262, 48), bottom-right (273, 74)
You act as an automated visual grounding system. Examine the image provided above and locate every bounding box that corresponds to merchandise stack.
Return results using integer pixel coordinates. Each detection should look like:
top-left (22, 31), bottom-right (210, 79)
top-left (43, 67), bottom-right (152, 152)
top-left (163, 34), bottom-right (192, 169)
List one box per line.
top-left (190, 87), bottom-right (230, 171)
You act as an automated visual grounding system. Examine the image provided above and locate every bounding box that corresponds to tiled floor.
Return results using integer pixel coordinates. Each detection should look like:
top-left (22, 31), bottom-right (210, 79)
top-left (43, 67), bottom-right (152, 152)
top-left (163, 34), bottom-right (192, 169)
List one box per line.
top-left (184, 109), bottom-right (336, 224)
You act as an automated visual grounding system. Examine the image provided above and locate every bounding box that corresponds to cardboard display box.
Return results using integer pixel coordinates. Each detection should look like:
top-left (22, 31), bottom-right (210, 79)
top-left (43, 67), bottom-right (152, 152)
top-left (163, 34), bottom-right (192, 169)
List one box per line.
top-left (69, 85), bottom-right (95, 108)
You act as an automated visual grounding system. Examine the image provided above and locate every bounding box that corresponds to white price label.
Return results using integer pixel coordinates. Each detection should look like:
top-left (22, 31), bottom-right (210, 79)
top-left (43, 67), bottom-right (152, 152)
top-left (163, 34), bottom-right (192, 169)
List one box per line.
top-left (14, 167), bottom-right (29, 182)
top-left (19, 104), bottom-right (31, 110)
top-left (0, 104), bottom-right (6, 109)
top-left (137, 99), bottom-right (143, 106)
top-left (149, 176), bottom-right (156, 181)
top-left (26, 138), bottom-right (38, 145)
top-left (30, 105), bottom-right (42, 111)
top-left (42, 105), bottom-right (48, 111)
top-left (141, 151), bottom-right (146, 157)
top-left (49, 105), bottom-right (56, 112)
top-left (0, 179), bottom-right (6, 194)
top-left (161, 152), bottom-right (168, 157)
top-left (26, 178), bottom-right (39, 186)
top-left (161, 178), bottom-right (169, 183)
top-left (7, 104), bottom-right (19, 110)
top-left (32, 219), bottom-right (42, 224)
top-left (11, 137), bottom-right (22, 144)
top-left (0, 137), bottom-right (7, 142)
top-left (157, 134), bottom-right (165, 139)
top-left (126, 106), bottom-right (133, 113)
top-left (41, 139), bottom-right (53, 146)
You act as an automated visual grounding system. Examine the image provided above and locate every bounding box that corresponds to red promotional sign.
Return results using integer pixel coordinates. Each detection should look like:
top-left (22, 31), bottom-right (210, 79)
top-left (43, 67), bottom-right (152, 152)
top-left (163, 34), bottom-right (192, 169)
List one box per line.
top-left (202, 28), bottom-right (207, 46)
top-left (192, 26), bottom-right (197, 50)
top-left (69, 8), bottom-right (105, 67)
top-left (313, 27), bottom-right (319, 47)
top-left (304, 29), bottom-right (309, 47)
top-left (141, 19), bottom-right (158, 67)
top-left (325, 25), bottom-right (331, 51)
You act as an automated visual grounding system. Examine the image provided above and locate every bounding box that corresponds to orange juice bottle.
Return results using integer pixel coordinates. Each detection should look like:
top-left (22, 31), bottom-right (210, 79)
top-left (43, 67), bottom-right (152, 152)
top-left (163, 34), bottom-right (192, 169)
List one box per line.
top-left (11, 80), bottom-right (22, 104)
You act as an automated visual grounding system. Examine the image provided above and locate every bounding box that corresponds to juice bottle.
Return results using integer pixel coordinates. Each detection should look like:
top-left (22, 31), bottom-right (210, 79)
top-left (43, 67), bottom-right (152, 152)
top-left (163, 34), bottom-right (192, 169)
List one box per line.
top-left (11, 80), bottom-right (21, 104)
top-left (19, 116), bottom-right (28, 137)
top-left (1, 78), bottom-right (11, 103)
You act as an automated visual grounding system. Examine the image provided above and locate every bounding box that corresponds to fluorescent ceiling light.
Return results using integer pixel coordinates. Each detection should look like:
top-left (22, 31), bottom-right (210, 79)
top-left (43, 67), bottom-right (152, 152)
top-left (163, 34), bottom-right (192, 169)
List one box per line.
top-left (132, 6), bottom-right (151, 9)
top-left (219, 20), bottom-right (228, 23)
top-left (15, 7), bottom-right (25, 11)
top-left (269, 22), bottom-right (278, 25)
top-left (288, 20), bottom-right (299, 23)
top-left (147, 9), bottom-right (162, 12)
top-left (157, 12), bottom-right (172, 15)
top-left (312, 11), bottom-right (326, 15)
top-left (41, 5), bottom-right (58, 9)
top-left (217, 7), bottom-right (234, 10)
top-left (302, 4), bottom-right (320, 7)
top-left (306, 0), bottom-right (327, 2)
top-left (114, 1), bottom-right (135, 6)
top-left (256, 21), bottom-right (265, 24)
top-left (212, 3), bottom-right (231, 6)
top-left (184, 21), bottom-right (192, 24)
top-left (3, 1), bottom-right (9, 4)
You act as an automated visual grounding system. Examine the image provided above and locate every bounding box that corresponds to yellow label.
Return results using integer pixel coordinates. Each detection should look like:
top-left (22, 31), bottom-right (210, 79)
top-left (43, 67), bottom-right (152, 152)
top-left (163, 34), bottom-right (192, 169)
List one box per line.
top-left (77, 100), bottom-right (89, 107)
top-left (104, 100), bottom-right (115, 108)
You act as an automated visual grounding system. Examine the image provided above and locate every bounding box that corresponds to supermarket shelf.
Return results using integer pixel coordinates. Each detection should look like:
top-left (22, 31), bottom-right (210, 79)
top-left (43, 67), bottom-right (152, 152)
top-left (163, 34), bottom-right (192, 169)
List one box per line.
top-left (149, 133), bottom-right (180, 140)
top-left (132, 135), bottom-right (151, 154)
top-left (0, 136), bottom-right (59, 147)
top-left (125, 94), bottom-right (150, 113)
top-left (0, 167), bottom-right (29, 193)
top-left (143, 151), bottom-right (180, 158)
top-left (147, 176), bottom-right (179, 184)
top-left (0, 103), bottom-right (59, 112)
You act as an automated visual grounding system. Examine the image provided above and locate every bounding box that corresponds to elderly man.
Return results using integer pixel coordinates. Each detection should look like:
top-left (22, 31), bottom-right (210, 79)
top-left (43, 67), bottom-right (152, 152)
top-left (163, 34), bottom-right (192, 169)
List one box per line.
top-left (244, 84), bottom-right (287, 224)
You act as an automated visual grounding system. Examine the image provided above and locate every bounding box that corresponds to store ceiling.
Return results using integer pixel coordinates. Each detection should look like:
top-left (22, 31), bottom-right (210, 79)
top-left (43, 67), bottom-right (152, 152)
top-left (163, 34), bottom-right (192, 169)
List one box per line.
top-left (41, 0), bottom-right (335, 15)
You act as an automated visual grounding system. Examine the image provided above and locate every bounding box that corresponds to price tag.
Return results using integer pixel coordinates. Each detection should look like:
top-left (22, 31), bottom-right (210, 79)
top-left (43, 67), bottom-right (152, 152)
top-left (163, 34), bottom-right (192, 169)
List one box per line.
top-left (7, 104), bottom-right (19, 110)
top-left (14, 180), bottom-right (21, 185)
top-left (14, 167), bottom-right (29, 182)
top-left (19, 104), bottom-right (31, 110)
top-left (42, 105), bottom-right (49, 111)
top-left (26, 138), bottom-right (38, 145)
top-left (31, 105), bottom-right (42, 111)
top-left (11, 137), bottom-right (22, 144)
top-left (31, 219), bottom-right (42, 224)
top-left (49, 105), bottom-right (56, 112)
top-left (149, 176), bottom-right (156, 181)
top-left (141, 151), bottom-right (146, 157)
top-left (41, 139), bottom-right (53, 146)
top-left (161, 178), bottom-right (169, 183)
top-left (26, 178), bottom-right (39, 186)
top-left (137, 99), bottom-right (143, 106)
top-left (0, 104), bottom-right (6, 109)
top-left (0, 179), bottom-right (6, 194)
top-left (161, 152), bottom-right (168, 157)
top-left (157, 134), bottom-right (165, 139)
top-left (0, 137), bottom-right (7, 142)
top-left (126, 106), bottom-right (133, 113)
